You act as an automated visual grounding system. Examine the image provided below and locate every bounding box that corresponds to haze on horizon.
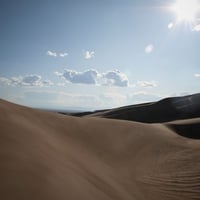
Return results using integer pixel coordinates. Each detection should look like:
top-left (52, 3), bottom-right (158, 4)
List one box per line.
top-left (0, 0), bottom-right (200, 109)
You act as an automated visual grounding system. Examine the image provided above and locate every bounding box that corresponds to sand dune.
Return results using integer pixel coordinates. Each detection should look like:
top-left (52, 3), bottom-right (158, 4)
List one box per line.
top-left (0, 98), bottom-right (200, 200)
top-left (82, 93), bottom-right (200, 123)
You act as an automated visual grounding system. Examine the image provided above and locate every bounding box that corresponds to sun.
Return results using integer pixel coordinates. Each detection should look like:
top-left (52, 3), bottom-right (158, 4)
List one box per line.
top-left (170, 0), bottom-right (200, 23)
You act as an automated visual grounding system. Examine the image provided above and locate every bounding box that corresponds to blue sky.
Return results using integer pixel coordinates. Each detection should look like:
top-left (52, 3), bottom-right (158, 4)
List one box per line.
top-left (0, 0), bottom-right (200, 110)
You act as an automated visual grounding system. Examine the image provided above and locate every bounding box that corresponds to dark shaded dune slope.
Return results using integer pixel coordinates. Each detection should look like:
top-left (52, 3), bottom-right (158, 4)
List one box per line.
top-left (167, 118), bottom-right (200, 139)
top-left (86, 93), bottom-right (200, 123)
top-left (0, 99), bottom-right (200, 200)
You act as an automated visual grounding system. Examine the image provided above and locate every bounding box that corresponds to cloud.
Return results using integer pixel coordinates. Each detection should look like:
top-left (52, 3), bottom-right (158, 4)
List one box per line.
top-left (194, 73), bottom-right (200, 77)
top-left (55, 69), bottom-right (129, 87)
top-left (46, 50), bottom-right (57, 57)
top-left (59, 53), bottom-right (68, 57)
top-left (168, 22), bottom-right (174, 29)
top-left (192, 24), bottom-right (200, 32)
top-left (21, 75), bottom-right (43, 86)
top-left (137, 81), bottom-right (157, 88)
top-left (41, 79), bottom-right (54, 86)
top-left (102, 70), bottom-right (129, 87)
top-left (0, 77), bottom-right (11, 86)
top-left (84, 51), bottom-right (95, 59)
top-left (56, 69), bottom-right (99, 85)
top-left (0, 75), bottom-right (53, 87)
top-left (145, 44), bottom-right (154, 54)
top-left (47, 50), bottom-right (68, 57)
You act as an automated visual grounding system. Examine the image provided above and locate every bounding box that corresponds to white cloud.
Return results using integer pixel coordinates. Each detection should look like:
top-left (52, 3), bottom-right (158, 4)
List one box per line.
top-left (42, 79), bottom-right (54, 86)
top-left (192, 24), bottom-right (200, 32)
top-left (0, 75), bottom-right (53, 87)
top-left (194, 73), bottom-right (200, 77)
top-left (145, 44), bottom-right (154, 54)
top-left (59, 53), bottom-right (68, 57)
top-left (137, 81), bottom-right (157, 88)
top-left (102, 70), bottom-right (129, 87)
top-left (0, 77), bottom-right (11, 86)
top-left (21, 75), bottom-right (42, 86)
top-left (47, 50), bottom-right (69, 57)
top-left (84, 51), bottom-right (95, 59)
top-left (168, 22), bottom-right (174, 29)
top-left (54, 71), bottom-right (63, 76)
top-left (46, 50), bottom-right (57, 57)
top-left (56, 69), bottom-right (99, 85)
top-left (55, 69), bottom-right (129, 87)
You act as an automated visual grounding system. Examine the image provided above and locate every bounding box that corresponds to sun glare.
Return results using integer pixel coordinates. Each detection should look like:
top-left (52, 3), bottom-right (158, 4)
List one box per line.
top-left (170, 0), bottom-right (200, 23)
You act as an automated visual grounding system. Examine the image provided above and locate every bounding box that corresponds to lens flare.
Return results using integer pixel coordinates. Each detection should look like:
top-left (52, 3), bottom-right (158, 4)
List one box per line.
top-left (170, 0), bottom-right (200, 23)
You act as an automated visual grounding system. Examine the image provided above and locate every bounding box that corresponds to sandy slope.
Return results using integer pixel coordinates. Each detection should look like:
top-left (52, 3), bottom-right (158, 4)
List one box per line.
top-left (0, 99), bottom-right (200, 200)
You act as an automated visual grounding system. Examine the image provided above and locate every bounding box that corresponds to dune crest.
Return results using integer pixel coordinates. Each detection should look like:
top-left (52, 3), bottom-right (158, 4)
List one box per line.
top-left (80, 93), bottom-right (200, 123)
top-left (0, 99), bottom-right (200, 200)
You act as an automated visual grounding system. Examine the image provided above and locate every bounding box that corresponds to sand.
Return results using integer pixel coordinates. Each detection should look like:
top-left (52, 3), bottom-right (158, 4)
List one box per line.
top-left (0, 97), bottom-right (200, 200)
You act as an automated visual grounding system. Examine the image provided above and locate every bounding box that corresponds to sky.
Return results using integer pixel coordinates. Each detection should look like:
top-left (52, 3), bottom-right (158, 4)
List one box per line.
top-left (0, 0), bottom-right (200, 110)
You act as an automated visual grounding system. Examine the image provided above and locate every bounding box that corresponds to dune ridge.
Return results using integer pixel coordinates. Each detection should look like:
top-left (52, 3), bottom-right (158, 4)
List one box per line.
top-left (0, 97), bottom-right (200, 200)
top-left (78, 93), bottom-right (200, 123)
